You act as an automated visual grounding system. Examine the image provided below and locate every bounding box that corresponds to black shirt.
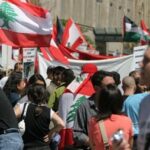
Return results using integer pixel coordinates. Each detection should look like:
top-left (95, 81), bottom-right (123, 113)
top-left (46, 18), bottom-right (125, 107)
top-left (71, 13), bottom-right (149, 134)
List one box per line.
top-left (0, 89), bottom-right (18, 130)
top-left (23, 103), bottom-right (51, 146)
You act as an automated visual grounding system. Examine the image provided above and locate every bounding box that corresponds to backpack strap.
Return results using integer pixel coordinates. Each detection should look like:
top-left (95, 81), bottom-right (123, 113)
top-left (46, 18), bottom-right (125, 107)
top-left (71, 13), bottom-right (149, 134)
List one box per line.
top-left (99, 120), bottom-right (110, 150)
top-left (22, 103), bottom-right (29, 119)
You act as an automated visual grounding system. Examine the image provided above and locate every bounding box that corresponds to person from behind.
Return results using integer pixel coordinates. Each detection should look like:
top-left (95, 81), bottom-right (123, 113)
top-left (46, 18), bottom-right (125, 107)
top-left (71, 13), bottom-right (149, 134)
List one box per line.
top-left (122, 76), bottom-right (136, 101)
top-left (88, 84), bottom-right (133, 150)
top-left (14, 84), bottom-right (65, 150)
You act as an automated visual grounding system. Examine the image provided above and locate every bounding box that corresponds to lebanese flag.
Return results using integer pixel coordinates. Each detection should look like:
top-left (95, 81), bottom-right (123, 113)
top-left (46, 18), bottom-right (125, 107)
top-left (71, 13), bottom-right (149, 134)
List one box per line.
top-left (40, 37), bottom-right (69, 64)
top-left (58, 73), bottom-right (96, 150)
top-left (62, 18), bottom-right (84, 49)
top-left (0, 0), bottom-right (52, 47)
top-left (140, 20), bottom-right (150, 45)
top-left (49, 38), bottom-right (69, 64)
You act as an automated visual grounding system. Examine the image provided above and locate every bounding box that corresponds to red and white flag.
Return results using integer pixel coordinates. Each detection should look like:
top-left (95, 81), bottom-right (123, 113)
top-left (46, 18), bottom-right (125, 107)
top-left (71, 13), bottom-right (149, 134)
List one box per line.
top-left (0, 0), bottom-right (52, 47)
top-left (140, 20), bottom-right (150, 45)
top-left (49, 38), bottom-right (69, 64)
top-left (40, 38), bottom-right (69, 64)
top-left (62, 18), bottom-right (85, 49)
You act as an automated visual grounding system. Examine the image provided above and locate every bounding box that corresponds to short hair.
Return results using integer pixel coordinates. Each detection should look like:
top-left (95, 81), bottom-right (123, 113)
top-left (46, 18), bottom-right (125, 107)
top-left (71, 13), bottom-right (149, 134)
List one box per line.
top-left (96, 84), bottom-right (123, 121)
top-left (122, 76), bottom-right (136, 89)
top-left (46, 66), bottom-right (54, 75)
top-left (28, 74), bottom-right (46, 88)
top-left (91, 70), bottom-right (113, 87)
top-left (62, 69), bottom-right (75, 86)
top-left (111, 71), bottom-right (121, 86)
top-left (14, 62), bottom-right (23, 71)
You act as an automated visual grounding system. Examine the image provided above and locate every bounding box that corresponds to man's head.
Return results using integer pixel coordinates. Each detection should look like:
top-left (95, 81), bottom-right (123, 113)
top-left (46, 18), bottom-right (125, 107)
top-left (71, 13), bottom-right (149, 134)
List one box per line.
top-left (91, 70), bottom-right (115, 91)
top-left (140, 47), bottom-right (150, 86)
top-left (46, 66), bottom-right (54, 80)
top-left (122, 76), bottom-right (136, 94)
top-left (14, 62), bottom-right (23, 72)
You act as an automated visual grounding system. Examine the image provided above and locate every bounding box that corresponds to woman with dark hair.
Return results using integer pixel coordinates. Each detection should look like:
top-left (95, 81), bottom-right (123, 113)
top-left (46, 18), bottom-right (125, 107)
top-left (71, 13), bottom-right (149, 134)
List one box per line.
top-left (14, 85), bottom-right (64, 150)
top-left (27, 74), bottom-right (46, 88)
top-left (18, 74), bottom-right (46, 104)
top-left (3, 72), bottom-right (26, 107)
top-left (88, 84), bottom-right (133, 150)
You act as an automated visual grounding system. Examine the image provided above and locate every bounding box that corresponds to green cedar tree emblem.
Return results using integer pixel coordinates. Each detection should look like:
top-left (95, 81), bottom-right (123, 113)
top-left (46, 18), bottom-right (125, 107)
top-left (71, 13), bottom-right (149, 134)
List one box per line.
top-left (76, 76), bottom-right (84, 83)
top-left (66, 96), bottom-right (86, 123)
top-left (0, 2), bottom-right (17, 29)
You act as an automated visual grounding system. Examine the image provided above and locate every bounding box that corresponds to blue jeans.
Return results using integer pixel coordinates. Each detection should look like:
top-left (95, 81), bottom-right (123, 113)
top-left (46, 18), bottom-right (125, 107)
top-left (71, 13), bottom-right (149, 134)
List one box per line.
top-left (0, 129), bottom-right (24, 150)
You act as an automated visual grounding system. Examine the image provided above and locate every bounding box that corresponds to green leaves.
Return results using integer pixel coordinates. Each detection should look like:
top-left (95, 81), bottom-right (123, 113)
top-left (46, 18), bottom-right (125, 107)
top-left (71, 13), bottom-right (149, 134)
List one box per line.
top-left (66, 96), bottom-right (86, 123)
top-left (0, 2), bottom-right (17, 29)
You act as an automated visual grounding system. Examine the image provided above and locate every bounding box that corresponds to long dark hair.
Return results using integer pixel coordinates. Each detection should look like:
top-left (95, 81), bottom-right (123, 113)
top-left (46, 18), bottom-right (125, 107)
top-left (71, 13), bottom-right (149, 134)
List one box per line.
top-left (3, 72), bottom-right (23, 95)
top-left (96, 84), bottom-right (123, 121)
top-left (27, 85), bottom-right (49, 117)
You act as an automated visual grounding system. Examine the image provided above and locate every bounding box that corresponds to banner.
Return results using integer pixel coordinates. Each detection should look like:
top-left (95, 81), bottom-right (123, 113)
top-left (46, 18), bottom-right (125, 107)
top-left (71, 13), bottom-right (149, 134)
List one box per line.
top-left (38, 52), bottom-right (134, 81)
top-left (133, 45), bottom-right (147, 70)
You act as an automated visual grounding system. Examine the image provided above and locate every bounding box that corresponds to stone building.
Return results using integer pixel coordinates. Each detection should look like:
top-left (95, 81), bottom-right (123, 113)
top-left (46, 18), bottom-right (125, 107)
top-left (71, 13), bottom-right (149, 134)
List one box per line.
top-left (31, 0), bottom-right (150, 54)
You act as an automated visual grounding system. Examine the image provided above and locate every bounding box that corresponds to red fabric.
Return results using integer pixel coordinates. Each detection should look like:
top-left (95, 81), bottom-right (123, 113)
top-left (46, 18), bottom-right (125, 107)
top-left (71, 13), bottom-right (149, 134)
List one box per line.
top-left (81, 63), bottom-right (98, 74)
top-left (34, 52), bottom-right (39, 73)
top-left (58, 128), bottom-right (74, 150)
top-left (7, 0), bottom-right (48, 17)
top-left (0, 29), bottom-right (51, 47)
top-left (52, 24), bottom-right (57, 41)
top-left (40, 47), bottom-right (51, 61)
top-left (71, 37), bottom-right (84, 49)
top-left (49, 39), bottom-right (69, 64)
top-left (65, 46), bottom-right (115, 60)
top-left (140, 20), bottom-right (150, 45)
top-left (61, 19), bottom-right (71, 47)
top-left (58, 44), bottom-right (78, 59)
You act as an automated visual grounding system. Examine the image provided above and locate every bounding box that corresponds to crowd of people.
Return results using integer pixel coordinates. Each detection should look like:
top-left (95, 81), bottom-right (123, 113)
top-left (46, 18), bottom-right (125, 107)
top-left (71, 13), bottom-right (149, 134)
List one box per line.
top-left (0, 46), bottom-right (150, 150)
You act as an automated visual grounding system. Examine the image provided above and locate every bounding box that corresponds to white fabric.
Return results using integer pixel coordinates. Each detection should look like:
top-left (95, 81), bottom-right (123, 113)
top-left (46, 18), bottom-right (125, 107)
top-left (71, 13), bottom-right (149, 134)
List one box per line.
top-left (0, 76), bottom-right (8, 89)
top-left (0, 0), bottom-right (52, 34)
top-left (58, 93), bottom-right (75, 128)
top-left (38, 52), bottom-right (134, 82)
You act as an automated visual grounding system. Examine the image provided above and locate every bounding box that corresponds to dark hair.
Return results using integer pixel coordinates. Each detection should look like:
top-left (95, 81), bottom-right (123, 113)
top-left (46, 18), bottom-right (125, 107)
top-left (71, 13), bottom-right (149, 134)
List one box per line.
top-left (96, 84), bottom-right (123, 121)
top-left (28, 74), bottom-right (46, 88)
top-left (3, 72), bottom-right (23, 95)
top-left (27, 85), bottom-right (49, 117)
top-left (62, 69), bottom-right (75, 86)
top-left (14, 62), bottom-right (23, 72)
top-left (111, 71), bottom-right (121, 86)
top-left (52, 66), bottom-right (66, 85)
top-left (91, 70), bottom-right (113, 87)
top-left (46, 66), bottom-right (54, 76)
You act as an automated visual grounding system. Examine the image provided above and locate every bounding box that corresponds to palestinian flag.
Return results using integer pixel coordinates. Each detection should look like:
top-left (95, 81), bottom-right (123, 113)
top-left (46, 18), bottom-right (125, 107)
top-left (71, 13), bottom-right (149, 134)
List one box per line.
top-left (0, 0), bottom-right (52, 47)
top-left (123, 16), bottom-right (141, 42)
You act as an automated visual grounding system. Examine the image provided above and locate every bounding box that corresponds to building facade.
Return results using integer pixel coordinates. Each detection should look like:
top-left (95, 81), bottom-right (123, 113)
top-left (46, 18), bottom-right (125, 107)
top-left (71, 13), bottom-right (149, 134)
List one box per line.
top-left (31, 0), bottom-right (150, 54)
